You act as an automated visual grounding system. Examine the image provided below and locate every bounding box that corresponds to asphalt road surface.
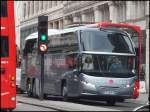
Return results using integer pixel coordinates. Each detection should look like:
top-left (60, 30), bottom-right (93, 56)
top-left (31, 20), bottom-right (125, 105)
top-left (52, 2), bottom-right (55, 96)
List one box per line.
top-left (14, 93), bottom-right (148, 111)
top-left (14, 102), bottom-right (57, 111)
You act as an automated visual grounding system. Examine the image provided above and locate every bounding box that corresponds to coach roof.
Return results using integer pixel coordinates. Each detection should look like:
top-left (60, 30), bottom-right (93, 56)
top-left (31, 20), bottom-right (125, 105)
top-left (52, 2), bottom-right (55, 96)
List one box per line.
top-left (25, 25), bottom-right (96, 41)
top-left (25, 29), bottom-right (59, 41)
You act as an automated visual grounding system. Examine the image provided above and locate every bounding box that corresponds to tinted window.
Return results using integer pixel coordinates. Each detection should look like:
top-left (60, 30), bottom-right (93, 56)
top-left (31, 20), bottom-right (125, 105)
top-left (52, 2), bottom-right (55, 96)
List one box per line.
top-left (1, 36), bottom-right (9, 57)
top-left (80, 29), bottom-right (134, 53)
top-left (48, 32), bottom-right (79, 52)
top-left (1, 1), bottom-right (7, 17)
top-left (81, 54), bottom-right (136, 77)
top-left (23, 39), bottom-right (37, 56)
top-left (48, 32), bottom-right (78, 47)
top-left (66, 53), bottom-right (78, 69)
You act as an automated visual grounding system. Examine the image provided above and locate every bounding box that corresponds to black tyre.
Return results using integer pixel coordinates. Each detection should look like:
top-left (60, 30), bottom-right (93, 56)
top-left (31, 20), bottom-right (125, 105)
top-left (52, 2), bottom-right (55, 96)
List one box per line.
top-left (62, 84), bottom-right (69, 101)
top-left (2, 109), bottom-right (14, 112)
top-left (26, 82), bottom-right (32, 97)
top-left (118, 98), bottom-right (125, 102)
top-left (44, 94), bottom-right (48, 99)
top-left (19, 89), bottom-right (24, 94)
top-left (106, 100), bottom-right (116, 106)
top-left (32, 81), bottom-right (37, 97)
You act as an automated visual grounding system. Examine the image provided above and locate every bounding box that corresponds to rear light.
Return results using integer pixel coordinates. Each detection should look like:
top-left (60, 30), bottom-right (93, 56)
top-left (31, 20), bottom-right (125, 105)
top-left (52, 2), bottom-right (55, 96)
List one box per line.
top-left (133, 80), bottom-right (139, 98)
top-left (11, 97), bottom-right (16, 101)
top-left (11, 76), bottom-right (15, 81)
top-left (11, 83), bottom-right (15, 87)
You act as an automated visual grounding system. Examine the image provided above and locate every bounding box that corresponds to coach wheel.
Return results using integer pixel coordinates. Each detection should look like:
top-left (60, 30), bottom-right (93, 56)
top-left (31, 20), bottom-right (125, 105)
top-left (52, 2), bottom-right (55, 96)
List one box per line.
top-left (26, 82), bottom-right (32, 97)
top-left (19, 89), bottom-right (24, 94)
top-left (118, 98), bottom-right (125, 102)
top-left (32, 81), bottom-right (37, 98)
top-left (62, 84), bottom-right (69, 101)
top-left (44, 94), bottom-right (48, 99)
top-left (106, 100), bottom-right (116, 106)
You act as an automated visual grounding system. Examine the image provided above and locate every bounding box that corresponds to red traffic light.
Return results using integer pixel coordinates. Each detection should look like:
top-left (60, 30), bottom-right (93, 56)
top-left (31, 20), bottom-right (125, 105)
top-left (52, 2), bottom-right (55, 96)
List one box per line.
top-left (39, 44), bottom-right (48, 52)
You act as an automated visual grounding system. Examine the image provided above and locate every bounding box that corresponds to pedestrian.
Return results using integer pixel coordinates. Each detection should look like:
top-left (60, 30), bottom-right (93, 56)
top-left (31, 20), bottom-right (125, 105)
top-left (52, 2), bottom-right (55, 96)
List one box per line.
top-left (109, 57), bottom-right (124, 72)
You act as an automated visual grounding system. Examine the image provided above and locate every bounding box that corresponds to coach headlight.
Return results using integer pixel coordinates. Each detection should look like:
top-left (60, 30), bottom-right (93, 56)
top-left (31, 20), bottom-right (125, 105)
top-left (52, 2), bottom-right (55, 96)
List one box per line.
top-left (73, 74), bottom-right (79, 82)
top-left (81, 80), bottom-right (96, 88)
top-left (125, 84), bottom-right (130, 88)
top-left (132, 69), bottom-right (135, 73)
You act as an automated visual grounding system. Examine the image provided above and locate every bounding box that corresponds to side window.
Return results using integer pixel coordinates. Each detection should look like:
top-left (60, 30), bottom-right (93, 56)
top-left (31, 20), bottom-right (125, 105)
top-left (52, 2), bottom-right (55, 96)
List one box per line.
top-left (66, 54), bottom-right (78, 69)
top-left (62, 32), bottom-right (79, 52)
top-left (48, 32), bottom-right (79, 53)
top-left (1, 1), bottom-right (7, 17)
top-left (0, 36), bottom-right (9, 57)
top-left (23, 39), bottom-right (37, 56)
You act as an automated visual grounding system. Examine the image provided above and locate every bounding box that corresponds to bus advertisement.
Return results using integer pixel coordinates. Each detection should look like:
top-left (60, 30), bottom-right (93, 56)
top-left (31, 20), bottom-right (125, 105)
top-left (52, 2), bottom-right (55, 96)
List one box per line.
top-left (20, 22), bottom-right (142, 105)
top-left (1, 1), bottom-right (16, 110)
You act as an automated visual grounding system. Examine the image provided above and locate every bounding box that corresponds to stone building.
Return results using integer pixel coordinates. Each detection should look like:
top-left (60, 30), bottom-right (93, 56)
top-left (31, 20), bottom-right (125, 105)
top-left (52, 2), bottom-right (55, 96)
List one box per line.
top-left (15, 1), bottom-right (149, 93)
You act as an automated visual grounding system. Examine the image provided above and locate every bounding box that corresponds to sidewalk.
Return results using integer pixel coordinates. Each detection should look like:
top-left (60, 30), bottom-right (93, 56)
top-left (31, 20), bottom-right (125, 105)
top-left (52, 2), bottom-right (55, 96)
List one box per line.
top-left (17, 95), bottom-right (120, 111)
top-left (127, 93), bottom-right (149, 104)
top-left (138, 93), bottom-right (149, 103)
top-left (139, 81), bottom-right (147, 94)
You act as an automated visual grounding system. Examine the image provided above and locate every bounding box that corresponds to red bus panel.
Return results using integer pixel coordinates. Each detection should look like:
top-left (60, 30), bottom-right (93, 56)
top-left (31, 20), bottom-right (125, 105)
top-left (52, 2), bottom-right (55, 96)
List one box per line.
top-left (1, 1), bottom-right (16, 110)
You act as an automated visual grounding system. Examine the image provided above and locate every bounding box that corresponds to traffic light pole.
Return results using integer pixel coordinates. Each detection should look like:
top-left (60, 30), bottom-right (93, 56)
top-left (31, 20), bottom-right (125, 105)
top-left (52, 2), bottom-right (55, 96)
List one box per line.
top-left (38, 16), bottom-right (48, 100)
top-left (40, 53), bottom-right (44, 100)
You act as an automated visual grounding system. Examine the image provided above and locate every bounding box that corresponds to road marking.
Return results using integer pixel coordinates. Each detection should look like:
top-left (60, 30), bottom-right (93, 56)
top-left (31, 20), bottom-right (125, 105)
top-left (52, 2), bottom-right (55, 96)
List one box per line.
top-left (16, 103), bottom-right (22, 106)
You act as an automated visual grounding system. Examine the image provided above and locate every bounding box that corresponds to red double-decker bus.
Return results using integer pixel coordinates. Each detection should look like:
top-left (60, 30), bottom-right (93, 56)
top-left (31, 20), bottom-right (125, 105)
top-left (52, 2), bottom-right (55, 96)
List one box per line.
top-left (1, 1), bottom-right (16, 110)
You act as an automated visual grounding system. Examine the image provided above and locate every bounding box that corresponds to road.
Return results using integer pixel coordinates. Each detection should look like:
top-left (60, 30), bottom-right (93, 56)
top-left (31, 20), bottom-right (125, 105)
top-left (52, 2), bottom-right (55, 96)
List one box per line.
top-left (14, 102), bottom-right (56, 111)
top-left (14, 93), bottom-right (148, 111)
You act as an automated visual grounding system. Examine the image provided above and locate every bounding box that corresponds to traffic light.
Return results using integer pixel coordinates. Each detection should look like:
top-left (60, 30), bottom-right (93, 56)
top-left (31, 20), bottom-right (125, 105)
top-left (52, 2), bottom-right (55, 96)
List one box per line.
top-left (38, 16), bottom-right (48, 53)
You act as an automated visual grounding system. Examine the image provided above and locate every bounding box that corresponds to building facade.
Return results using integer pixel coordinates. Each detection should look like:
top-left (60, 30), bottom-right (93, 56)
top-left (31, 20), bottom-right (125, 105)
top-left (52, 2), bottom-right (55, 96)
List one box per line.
top-left (15, 1), bottom-right (149, 93)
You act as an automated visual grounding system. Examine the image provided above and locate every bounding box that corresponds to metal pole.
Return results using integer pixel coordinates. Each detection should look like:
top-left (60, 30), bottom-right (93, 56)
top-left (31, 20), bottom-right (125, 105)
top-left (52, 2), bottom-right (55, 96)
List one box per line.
top-left (40, 53), bottom-right (44, 100)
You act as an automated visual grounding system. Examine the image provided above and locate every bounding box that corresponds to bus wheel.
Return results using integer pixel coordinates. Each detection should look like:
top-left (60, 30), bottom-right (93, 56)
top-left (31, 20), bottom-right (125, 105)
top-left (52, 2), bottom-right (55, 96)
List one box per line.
top-left (62, 84), bottom-right (68, 101)
top-left (44, 94), bottom-right (48, 99)
top-left (26, 82), bottom-right (32, 97)
top-left (106, 100), bottom-right (116, 106)
top-left (118, 98), bottom-right (125, 102)
top-left (32, 81), bottom-right (36, 98)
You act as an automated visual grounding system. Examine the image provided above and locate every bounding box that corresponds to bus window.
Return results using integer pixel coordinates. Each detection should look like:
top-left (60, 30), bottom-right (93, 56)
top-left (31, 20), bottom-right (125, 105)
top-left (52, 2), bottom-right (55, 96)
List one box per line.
top-left (23, 39), bottom-right (37, 56)
top-left (66, 54), bottom-right (78, 69)
top-left (1, 1), bottom-right (7, 17)
top-left (0, 36), bottom-right (9, 57)
top-left (80, 29), bottom-right (134, 53)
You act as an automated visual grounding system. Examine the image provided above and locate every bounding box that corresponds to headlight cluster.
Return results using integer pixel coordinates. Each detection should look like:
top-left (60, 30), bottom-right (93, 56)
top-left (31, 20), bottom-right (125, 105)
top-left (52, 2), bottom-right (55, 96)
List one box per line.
top-left (81, 80), bottom-right (96, 88)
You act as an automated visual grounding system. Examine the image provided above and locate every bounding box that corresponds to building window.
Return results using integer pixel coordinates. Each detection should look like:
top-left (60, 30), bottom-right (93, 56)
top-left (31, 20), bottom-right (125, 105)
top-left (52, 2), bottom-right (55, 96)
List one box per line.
top-left (45, 1), bottom-right (48, 10)
top-left (23, 3), bottom-right (26, 18)
top-left (117, 2), bottom-right (126, 22)
top-left (56, 1), bottom-right (58, 6)
top-left (36, 1), bottom-right (39, 12)
top-left (56, 21), bottom-right (59, 29)
top-left (49, 1), bottom-right (52, 8)
top-left (131, 1), bottom-right (145, 19)
top-left (32, 1), bottom-right (34, 14)
top-left (136, 1), bottom-right (145, 18)
top-left (41, 1), bottom-right (43, 10)
top-left (49, 23), bottom-right (53, 29)
top-left (53, 1), bottom-right (57, 7)
top-left (28, 2), bottom-right (30, 17)
top-left (86, 11), bottom-right (94, 22)
top-left (102, 4), bottom-right (109, 22)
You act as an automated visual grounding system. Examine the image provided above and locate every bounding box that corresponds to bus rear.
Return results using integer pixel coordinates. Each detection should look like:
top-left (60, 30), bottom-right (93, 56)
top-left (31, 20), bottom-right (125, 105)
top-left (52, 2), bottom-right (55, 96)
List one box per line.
top-left (1, 1), bottom-right (16, 110)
